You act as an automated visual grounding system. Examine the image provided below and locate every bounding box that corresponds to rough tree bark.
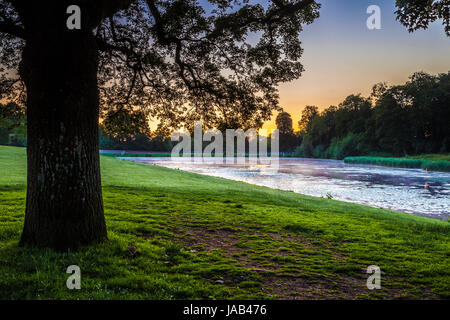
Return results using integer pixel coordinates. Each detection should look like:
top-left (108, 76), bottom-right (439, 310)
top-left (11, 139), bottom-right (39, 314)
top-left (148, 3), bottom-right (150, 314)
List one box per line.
top-left (18, 4), bottom-right (107, 250)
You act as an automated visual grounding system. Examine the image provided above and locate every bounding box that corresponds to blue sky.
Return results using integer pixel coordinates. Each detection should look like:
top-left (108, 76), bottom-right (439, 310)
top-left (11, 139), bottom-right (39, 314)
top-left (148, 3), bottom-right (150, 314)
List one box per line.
top-left (264, 0), bottom-right (450, 129)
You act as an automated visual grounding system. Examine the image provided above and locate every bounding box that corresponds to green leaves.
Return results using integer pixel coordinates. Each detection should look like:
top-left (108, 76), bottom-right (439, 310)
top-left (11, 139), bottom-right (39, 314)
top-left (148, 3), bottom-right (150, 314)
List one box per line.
top-left (96, 1), bottom-right (320, 133)
top-left (395, 0), bottom-right (450, 36)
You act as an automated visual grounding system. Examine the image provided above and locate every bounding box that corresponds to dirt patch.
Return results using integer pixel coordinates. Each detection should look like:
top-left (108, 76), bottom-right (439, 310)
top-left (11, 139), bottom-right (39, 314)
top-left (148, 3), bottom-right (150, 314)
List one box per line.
top-left (173, 225), bottom-right (426, 299)
top-left (174, 226), bottom-right (368, 297)
top-left (260, 275), bottom-right (365, 300)
top-left (181, 227), bottom-right (241, 254)
top-left (266, 232), bottom-right (346, 261)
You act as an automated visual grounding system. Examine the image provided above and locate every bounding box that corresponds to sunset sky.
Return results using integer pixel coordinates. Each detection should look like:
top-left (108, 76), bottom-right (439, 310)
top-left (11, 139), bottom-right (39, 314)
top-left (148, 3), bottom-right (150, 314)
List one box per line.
top-left (263, 0), bottom-right (450, 132)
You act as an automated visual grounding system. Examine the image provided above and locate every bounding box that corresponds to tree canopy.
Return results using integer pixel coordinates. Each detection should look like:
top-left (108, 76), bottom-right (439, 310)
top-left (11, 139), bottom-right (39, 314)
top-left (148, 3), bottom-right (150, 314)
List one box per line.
top-left (1, 0), bottom-right (322, 133)
top-left (1, 0), bottom-right (448, 135)
top-left (276, 111), bottom-right (294, 135)
top-left (296, 71), bottom-right (450, 159)
top-left (395, 0), bottom-right (449, 36)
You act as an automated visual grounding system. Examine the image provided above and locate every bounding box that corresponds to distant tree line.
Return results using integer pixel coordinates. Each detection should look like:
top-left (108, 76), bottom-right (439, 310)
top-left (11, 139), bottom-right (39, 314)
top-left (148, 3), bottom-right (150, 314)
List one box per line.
top-left (276, 71), bottom-right (450, 159)
top-left (3, 71), bottom-right (449, 157)
top-left (0, 106), bottom-right (173, 151)
top-left (99, 126), bottom-right (173, 151)
top-left (0, 102), bottom-right (26, 146)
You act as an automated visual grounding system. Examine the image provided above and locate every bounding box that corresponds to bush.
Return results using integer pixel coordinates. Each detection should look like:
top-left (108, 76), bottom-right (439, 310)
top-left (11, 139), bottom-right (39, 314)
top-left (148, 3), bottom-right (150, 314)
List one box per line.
top-left (313, 145), bottom-right (326, 158)
top-left (327, 133), bottom-right (360, 160)
top-left (422, 160), bottom-right (450, 172)
top-left (295, 136), bottom-right (314, 158)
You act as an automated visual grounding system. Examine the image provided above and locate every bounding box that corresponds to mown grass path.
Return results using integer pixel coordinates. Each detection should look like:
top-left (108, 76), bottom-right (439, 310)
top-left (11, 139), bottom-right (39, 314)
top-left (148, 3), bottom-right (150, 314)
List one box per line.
top-left (0, 146), bottom-right (449, 299)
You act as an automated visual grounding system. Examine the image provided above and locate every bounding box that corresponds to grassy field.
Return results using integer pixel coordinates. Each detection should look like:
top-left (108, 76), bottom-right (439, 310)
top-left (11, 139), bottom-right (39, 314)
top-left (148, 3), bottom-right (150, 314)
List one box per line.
top-left (0, 146), bottom-right (449, 300)
top-left (102, 152), bottom-right (297, 158)
top-left (101, 152), bottom-right (172, 158)
top-left (344, 156), bottom-right (450, 172)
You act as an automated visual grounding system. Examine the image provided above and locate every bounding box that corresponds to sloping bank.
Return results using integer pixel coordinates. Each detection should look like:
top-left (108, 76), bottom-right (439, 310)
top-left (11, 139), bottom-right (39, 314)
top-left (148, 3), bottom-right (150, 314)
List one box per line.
top-left (344, 156), bottom-right (450, 172)
top-left (0, 146), bottom-right (449, 299)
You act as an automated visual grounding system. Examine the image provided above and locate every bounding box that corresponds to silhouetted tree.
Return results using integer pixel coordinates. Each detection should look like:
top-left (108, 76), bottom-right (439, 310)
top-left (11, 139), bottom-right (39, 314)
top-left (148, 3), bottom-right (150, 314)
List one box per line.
top-left (276, 112), bottom-right (294, 135)
top-left (374, 87), bottom-right (413, 155)
top-left (0, 0), bottom-right (447, 249)
top-left (0, 0), bottom-right (321, 249)
top-left (295, 71), bottom-right (450, 158)
top-left (276, 111), bottom-right (297, 152)
top-left (298, 105), bottom-right (318, 133)
top-left (334, 94), bottom-right (372, 137)
top-left (396, 0), bottom-right (449, 36)
top-left (0, 101), bottom-right (25, 145)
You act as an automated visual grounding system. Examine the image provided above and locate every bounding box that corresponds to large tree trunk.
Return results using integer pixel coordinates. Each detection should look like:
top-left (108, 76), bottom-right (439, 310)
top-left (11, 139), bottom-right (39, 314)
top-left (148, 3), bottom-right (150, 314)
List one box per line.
top-left (19, 21), bottom-right (107, 250)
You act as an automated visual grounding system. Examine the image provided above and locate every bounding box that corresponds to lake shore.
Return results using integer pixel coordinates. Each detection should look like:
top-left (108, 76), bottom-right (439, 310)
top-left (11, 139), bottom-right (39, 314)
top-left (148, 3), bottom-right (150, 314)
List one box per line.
top-left (0, 146), bottom-right (449, 299)
top-left (122, 157), bottom-right (450, 220)
top-left (344, 156), bottom-right (450, 173)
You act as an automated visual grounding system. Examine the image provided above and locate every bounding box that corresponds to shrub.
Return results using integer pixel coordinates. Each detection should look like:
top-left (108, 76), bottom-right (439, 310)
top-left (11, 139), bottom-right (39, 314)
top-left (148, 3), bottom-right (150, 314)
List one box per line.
top-left (422, 160), bottom-right (450, 172)
top-left (295, 136), bottom-right (314, 158)
top-left (313, 145), bottom-right (326, 158)
top-left (327, 133), bottom-right (360, 159)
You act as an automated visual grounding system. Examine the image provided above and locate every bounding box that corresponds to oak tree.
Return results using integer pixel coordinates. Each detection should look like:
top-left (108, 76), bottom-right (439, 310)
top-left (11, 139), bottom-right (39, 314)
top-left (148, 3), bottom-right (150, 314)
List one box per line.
top-left (0, 0), bottom-right (447, 250)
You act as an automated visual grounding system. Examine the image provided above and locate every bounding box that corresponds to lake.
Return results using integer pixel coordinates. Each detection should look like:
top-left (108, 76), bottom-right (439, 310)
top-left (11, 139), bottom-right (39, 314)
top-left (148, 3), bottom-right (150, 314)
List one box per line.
top-left (120, 157), bottom-right (450, 220)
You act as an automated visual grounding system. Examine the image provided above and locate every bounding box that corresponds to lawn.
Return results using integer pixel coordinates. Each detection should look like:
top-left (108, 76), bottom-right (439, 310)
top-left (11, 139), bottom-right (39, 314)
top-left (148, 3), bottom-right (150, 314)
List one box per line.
top-left (0, 145), bottom-right (449, 299)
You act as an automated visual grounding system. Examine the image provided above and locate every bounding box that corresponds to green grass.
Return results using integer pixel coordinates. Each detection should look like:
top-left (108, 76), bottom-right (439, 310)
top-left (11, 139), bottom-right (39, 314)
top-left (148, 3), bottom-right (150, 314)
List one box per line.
top-left (344, 156), bottom-right (450, 172)
top-left (1, 145), bottom-right (449, 299)
top-left (102, 152), bottom-right (297, 158)
top-left (101, 152), bottom-right (172, 158)
top-left (407, 153), bottom-right (450, 162)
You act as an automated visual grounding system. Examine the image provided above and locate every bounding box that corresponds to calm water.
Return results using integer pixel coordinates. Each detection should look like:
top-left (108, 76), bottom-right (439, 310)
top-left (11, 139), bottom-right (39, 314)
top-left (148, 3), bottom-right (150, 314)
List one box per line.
top-left (121, 157), bottom-right (450, 220)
